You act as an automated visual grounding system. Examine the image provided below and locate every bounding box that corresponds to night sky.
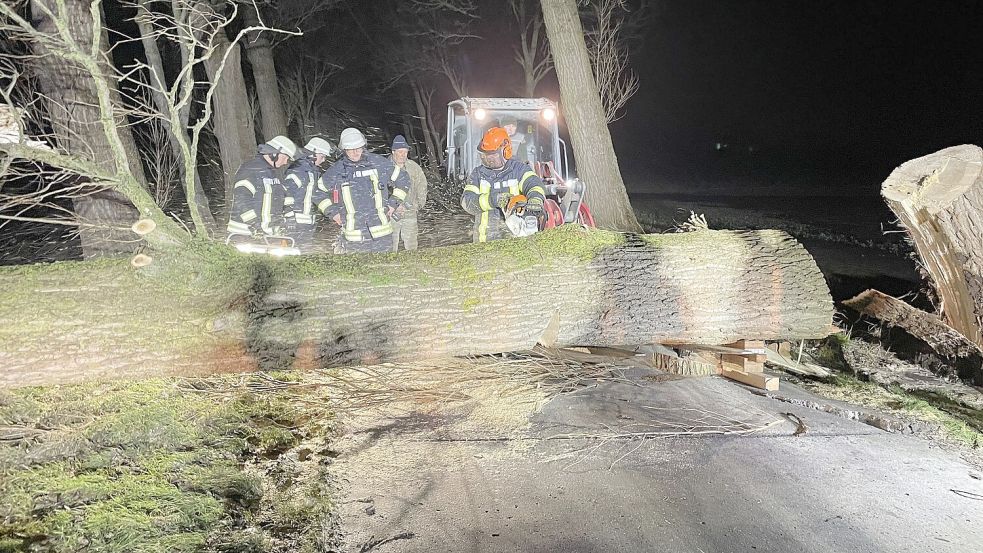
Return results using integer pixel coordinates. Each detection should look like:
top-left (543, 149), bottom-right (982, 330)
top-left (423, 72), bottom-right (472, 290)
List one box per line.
top-left (259, 0), bottom-right (982, 197)
top-left (608, 0), bottom-right (983, 195)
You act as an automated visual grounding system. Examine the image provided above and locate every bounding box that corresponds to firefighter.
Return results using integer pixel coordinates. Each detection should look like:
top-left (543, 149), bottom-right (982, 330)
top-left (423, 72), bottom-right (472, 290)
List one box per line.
top-left (283, 137), bottom-right (334, 252)
top-left (461, 127), bottom-right (546, 243)
top-left (389, 135), bottom-right (428, 252)
top-left (226, 135), bottom-right (299, 242)
top-left (500, 115), bottom-right (533, 164)
top-left (319, 128), bottom-right (411, 254)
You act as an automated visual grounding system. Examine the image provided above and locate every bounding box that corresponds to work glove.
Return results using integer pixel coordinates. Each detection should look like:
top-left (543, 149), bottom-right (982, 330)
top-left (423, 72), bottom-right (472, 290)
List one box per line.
top-left (494, 193), bottom-right (510, 211)
top-left (391, 204), bottom-right (406, 222)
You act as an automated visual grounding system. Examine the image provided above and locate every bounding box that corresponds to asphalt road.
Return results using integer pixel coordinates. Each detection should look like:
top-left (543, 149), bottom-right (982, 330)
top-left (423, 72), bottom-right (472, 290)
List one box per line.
top-left (334, 373), bottom-right (983, 553)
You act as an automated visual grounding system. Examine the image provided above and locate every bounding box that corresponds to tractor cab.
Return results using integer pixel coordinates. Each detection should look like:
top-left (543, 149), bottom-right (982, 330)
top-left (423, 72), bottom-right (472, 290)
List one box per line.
top-left (445, 97), bottom-right (594, 229)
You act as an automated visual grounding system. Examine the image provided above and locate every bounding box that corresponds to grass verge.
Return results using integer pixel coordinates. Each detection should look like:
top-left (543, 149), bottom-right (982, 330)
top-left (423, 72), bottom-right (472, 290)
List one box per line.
top-left (797, 372), bottom-right (982, 449)
top-left (0, 377), bottom-right (336, 553)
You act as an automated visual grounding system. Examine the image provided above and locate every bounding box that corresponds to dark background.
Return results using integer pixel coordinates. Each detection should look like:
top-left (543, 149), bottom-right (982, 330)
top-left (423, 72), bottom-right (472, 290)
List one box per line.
top-left (608, 0), bottom-right (983, 195)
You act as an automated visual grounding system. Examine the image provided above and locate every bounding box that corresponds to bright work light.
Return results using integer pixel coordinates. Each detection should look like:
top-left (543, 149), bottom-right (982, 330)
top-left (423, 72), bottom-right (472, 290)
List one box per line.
top-left (542, 108), bottom-right (556, 121)
top-left (474, 108), bottom-right (487, 120)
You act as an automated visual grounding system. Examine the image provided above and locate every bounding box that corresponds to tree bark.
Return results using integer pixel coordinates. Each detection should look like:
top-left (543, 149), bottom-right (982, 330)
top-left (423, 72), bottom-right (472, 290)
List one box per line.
top-left (411, 80), bottom-right (440, 167)
top-left (194, 0), bottom-right (257, 219)
top-left (881, 144), bottom-right (983, 347)
top-left (844, 289), bottom-right (983, 385)
top-left (134, 1), bottom-right (216, 231)
top-left (0, 227), bottom-right (833, 388)
top-left (30, 0), bottom-right (149, 258)
top-left (540, 0), bottom-right (641, 233)
top-left (240, 4), bottom-right (288, 138)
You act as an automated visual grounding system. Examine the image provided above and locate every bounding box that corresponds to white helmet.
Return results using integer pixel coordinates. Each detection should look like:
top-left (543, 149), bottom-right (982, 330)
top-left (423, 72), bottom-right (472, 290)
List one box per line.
top-left (262, 135), bottom-right (301, 160)
top-left (304, 137), bottom-right (334, 156)
top-left (339, 128), bottom-right (367, 150)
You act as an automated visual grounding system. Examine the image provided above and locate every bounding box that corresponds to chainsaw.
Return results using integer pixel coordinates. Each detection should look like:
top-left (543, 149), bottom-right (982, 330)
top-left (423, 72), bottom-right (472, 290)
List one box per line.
top-left (503, 194), bottom-right (539, 237)
top-left (225, 233), bottom-right (301, 257)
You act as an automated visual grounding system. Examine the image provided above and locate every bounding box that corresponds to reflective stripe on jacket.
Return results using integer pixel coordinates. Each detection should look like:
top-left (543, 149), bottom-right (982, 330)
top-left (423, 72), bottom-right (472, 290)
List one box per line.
top-left (284, 157), bottom-right (329, 225)
top-left (389, 158), bottom-right (428, 216)
top-left (319, 152), bottom-right (411, 242)
top-left (460, 159), bottom-right (546, 243)
top-left (227, 155), bottom-right (284, 236)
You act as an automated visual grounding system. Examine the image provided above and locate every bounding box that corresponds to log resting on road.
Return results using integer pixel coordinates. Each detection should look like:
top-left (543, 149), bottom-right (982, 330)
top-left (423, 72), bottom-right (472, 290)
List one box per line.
top-left (0, 226), bottom-right (833, 387)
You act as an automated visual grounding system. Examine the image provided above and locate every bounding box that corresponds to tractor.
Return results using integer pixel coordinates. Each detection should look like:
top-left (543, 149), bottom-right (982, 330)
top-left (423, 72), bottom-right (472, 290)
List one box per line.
top-left (445, 97), bottom-right (595, 229)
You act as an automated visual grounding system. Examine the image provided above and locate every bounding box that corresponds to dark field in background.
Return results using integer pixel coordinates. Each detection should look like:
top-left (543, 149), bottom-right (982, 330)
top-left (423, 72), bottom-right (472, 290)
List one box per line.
top-left (630, 192), bottom-right (921, 302)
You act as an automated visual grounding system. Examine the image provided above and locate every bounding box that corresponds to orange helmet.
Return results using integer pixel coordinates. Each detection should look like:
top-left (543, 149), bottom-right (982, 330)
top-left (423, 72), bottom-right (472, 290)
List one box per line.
top-left (478, 127), bottom-right (512, 160)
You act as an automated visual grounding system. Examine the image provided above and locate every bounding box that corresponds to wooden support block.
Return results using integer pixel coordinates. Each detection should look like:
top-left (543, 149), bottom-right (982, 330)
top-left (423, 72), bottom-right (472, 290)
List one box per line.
top-left (674, 343), bottom-right (765, 356)
top-left (721, 353), bottom-right (767, 365)
top-left (725, 339), bottom-right (766, 351)
top-left (721, 368), bottom-right (779, 391)
top-left (722, 358), bottom-right (765, 373)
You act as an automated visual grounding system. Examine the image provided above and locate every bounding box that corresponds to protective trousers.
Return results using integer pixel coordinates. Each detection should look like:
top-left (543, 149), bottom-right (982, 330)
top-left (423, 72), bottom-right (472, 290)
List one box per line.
top-left (391, 216), bottom-right (419, 252)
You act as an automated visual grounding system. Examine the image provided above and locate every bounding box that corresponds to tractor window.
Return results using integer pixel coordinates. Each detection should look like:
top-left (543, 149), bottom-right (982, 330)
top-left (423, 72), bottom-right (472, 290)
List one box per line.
top-left (483, 110), bottom-right (558, 170)
top-left (451, 112), bottom-right (468, 180)
top-left (533, 123), bottom-right (558, 169)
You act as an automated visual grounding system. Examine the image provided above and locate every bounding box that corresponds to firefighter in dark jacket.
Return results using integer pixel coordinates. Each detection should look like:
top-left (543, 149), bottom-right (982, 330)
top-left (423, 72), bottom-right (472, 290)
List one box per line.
top-left (283, 137), bottom-right (334, 252)
top-left (319, 128), bottom-right (411, 253)
top-left (461, 127), bottom-right (546, 243)
top-left (226, 136), bottom-right (300, 241)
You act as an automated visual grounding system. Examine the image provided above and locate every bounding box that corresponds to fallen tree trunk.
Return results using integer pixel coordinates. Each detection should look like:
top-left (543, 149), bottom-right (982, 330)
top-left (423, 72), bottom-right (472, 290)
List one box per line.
top-left (0, 227), bottom-right (833, 387)
top-left (881, 145), bottom-right (983, 347)
top-left (844, 289), bottom-right (983, 385)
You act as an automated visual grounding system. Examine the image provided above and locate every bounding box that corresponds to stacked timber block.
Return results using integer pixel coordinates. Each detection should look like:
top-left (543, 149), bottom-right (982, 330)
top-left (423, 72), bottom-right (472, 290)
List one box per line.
top-left (719, 340), bottom-right (779, 391)
top-left (669, 340), bottom-right (780, 390)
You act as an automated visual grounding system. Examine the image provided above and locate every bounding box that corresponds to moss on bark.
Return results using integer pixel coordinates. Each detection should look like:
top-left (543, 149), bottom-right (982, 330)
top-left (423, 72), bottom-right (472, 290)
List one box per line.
top-left (1, 226), bottom-right (833, 387)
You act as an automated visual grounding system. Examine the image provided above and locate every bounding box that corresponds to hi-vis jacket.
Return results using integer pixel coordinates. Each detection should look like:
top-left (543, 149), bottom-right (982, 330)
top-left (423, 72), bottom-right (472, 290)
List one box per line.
top-left (461, 159), bottom-right (546, 242)
top-left (227, 155), bottom-right (284, 236)
top-left (390, 158), bottom-right (428, 217)
top-left (283, 157), bottom-right (329, 226)
top-left (319, 152), bottom-right (411, 242)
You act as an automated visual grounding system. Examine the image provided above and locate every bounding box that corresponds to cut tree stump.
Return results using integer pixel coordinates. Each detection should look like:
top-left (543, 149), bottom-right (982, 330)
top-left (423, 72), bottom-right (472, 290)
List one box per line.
top-left (0, 226), bottom-right (833, 387)
top-left (881, 144), bottom-right (983, 347)
top-left (844, 289), bottom-right (983, 385)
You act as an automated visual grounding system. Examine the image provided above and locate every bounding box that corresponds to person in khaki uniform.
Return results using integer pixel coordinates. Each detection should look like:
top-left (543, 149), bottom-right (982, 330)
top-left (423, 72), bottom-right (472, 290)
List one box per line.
top-left (389, 135), bottom-right (428, 251)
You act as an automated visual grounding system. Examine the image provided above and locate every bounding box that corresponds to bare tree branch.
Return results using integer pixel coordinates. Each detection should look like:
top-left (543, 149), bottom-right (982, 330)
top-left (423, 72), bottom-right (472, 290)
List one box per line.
top-left (510, 0), bottom-right (554, 97)
top-left (582, 0), bottom-right (647, 122)
top-left (0, 0), bottom-right (298, 252)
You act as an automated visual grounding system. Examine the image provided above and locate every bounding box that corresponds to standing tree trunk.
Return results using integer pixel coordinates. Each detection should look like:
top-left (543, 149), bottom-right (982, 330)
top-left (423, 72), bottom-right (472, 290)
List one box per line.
top-left (411, 80), bottom-right (440, 167)
top-left (0, 227), bottom-right (833, 388)
top-left (30, 0), bottom-right (150, 258)
top-left (881, 144), bottom-right (983, 347)
top-left (135, 1), bottom-right (216, 231)
top-left (240, 4), bottom-right (288, 138)
top-left (194, 0), bottom-right (256, 219)
top-left (540, 0), bottom-right (641, 232)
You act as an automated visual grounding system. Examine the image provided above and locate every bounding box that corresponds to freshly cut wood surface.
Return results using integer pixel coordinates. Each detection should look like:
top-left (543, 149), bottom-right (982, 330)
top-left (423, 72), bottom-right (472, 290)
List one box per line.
top-left (881, 145), bottom-right (983, 346)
